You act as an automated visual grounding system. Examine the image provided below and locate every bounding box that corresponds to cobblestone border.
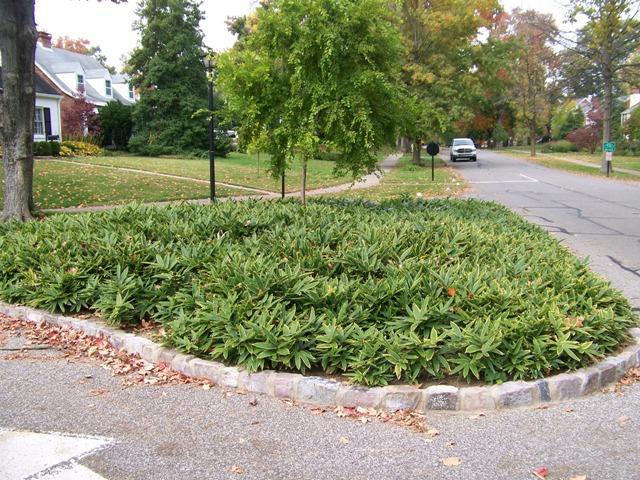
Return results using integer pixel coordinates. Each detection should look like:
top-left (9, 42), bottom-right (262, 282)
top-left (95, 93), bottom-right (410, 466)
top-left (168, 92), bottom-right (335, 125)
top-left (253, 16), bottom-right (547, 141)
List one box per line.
top-left (3, 302), bottom-right (639, 412)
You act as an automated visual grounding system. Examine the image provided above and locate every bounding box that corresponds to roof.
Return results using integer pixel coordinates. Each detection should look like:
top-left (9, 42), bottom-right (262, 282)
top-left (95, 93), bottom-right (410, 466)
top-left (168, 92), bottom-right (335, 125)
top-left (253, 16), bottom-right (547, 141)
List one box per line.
top-left (0, 67), bottom-right (61, 97)
top-left (35, 44), bottom-right (134, 106)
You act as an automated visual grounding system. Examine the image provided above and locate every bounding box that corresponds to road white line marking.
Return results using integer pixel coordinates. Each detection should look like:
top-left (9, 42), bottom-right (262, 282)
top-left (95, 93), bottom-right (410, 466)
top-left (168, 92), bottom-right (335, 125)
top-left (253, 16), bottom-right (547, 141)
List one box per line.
top-left (0, 430), bottom-right (112, 480)
top-left (470, 174), bottom-right (539, 184)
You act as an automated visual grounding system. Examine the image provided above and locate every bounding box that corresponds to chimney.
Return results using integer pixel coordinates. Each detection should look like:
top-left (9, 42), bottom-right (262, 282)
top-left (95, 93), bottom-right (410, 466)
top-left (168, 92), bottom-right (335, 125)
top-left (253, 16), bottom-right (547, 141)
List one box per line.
top-left (37, 31), bottom-right (52, 49)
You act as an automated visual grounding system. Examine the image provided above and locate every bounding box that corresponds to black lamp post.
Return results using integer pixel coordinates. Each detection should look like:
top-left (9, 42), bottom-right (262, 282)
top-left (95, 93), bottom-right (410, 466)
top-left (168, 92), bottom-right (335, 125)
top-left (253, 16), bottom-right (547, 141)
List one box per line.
top-left (201, 51), bottom-right (216, 202)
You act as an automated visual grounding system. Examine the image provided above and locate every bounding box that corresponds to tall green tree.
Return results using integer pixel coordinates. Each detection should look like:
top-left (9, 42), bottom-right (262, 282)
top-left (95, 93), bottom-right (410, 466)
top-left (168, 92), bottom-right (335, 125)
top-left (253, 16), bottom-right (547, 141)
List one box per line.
top-left (98, 100), bottom-right (134, 149)
top-left (126, 0), bottom-right (208, 155)
top-left (0, 0), bottom-right (125, 222)
top-left (564, 0), bottom-right (640, 171)
top-left (218, 0), bottom-right (405, 204)
top-left (397, 0), bottom-right (500, 163)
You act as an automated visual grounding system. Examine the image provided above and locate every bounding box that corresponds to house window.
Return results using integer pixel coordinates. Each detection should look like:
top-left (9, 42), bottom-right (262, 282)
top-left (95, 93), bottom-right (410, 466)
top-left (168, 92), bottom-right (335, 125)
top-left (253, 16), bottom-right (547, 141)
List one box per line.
top-left (77, 74), bottom-right (85, 92)
top-left (128, 83), bottom-right (134, 100)
top-left (34, 108), bottom-right (45, 135)
top-left (105, 79), bottom-right (112, 96)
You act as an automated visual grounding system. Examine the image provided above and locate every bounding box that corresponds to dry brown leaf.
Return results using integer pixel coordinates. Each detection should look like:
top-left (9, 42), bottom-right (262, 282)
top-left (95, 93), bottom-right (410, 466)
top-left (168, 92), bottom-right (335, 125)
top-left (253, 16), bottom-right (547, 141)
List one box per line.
top-left (339, 436), bottom-right (349, 444)
top-left (570, 476), bottom-right (587, 480)
top-left (442, 457), bottom-right (461, 467)
top-left (230, 465), bottom-right (243, 474)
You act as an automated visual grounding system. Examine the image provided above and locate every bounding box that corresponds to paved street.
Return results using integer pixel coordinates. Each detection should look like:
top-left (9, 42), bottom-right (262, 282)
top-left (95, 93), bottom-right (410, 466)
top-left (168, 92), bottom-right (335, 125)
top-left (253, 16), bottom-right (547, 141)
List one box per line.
top-left (448, 150), bottom-right (640, 309)
top-left (1, 335), bottom-right (639, 480)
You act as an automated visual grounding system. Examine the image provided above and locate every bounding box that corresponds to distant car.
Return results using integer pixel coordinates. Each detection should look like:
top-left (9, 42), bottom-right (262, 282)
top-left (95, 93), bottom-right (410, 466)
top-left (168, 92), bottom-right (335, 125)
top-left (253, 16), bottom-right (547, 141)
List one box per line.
top-left (450, 138), bottom-right (477, 162)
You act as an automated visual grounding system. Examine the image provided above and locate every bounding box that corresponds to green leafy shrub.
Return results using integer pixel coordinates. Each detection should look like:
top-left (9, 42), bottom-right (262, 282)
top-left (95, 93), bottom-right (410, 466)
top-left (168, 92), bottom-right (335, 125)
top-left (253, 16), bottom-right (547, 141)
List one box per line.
top-left (0, 199), bottom-right (635, 386)
top-left (34, 141), bottom-right (52, 156)
top-left (541, 140), bottom-right (578, 153)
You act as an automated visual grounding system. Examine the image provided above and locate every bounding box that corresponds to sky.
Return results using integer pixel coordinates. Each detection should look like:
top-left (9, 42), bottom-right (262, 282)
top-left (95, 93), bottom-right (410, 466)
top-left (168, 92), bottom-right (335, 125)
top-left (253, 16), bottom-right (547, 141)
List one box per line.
top-left (35, 0), bottom-right (571, 72)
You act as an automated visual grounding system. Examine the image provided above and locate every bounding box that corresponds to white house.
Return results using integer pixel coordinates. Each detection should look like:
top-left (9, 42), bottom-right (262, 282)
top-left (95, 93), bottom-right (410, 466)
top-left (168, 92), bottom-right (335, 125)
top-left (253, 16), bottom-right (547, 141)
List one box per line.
top-left (621, 87), bottom-right (640, 125)
top-left (35, 31), bottom-right (136, 108)
top-left (0, 66), bottom-right (63, 142)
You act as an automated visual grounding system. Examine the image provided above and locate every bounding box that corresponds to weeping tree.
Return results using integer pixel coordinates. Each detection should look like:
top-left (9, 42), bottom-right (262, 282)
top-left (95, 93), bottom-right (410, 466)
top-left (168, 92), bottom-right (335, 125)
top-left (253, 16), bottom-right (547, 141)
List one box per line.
top-left (217, 0), bottom-right (405, 204)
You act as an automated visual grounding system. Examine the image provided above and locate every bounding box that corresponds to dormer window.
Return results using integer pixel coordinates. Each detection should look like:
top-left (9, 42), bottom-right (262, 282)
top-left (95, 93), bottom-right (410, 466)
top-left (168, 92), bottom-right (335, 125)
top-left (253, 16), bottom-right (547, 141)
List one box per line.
top-left (129, 83), bottom-right (134, 100)
top-left (105, 79), bottom-right (112, 96)
top-left (77, 74), bottom-right (85, 92)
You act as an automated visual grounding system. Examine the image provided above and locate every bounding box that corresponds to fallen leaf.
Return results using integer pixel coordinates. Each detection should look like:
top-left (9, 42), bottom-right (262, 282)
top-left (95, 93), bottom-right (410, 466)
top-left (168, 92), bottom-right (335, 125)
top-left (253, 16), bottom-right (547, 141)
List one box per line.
top-left (446, 441), bottom-right (456, 448)
top-left (249, 398), bottom-right (258, 407)
top-left (468, 413), bottom-right (485, 420)
top-left (447, 287), bottom-right (456, 297)
top-left (230, 465), bottom-right (243, 474)
top-left (442, 457), bottom-right (461, 467)
top-left (618, 415), bottom-right (629, 427)
top-left (202, 384), bottom-right (211, 391)
top-left (570, 476), bottom-right (587, 480)
top-left (426, 428), bottom-right (440, 437)
top-left (564, 408), bottom-right (575, 413)
top-left (339, 437), bottom-right (349, 444)
top-left (532, 467), bottom-right (549, 479)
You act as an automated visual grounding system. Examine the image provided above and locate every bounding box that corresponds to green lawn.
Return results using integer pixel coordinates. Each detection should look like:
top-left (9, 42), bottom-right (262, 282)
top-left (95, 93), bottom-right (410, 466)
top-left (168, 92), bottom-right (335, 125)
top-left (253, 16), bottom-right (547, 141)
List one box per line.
top-left (0, 150), bottom-right (464, 210)
top-left (324, 154), bottom-right (466, 201)
top-left (504, 149), bottom-right (640, 180)
top-left (60, 151), bottom-right (354, 193)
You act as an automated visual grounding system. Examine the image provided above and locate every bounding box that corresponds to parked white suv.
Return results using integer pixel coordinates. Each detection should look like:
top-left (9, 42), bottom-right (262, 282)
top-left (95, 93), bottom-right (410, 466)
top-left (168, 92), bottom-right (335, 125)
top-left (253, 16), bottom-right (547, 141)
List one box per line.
top-left (450, 138), bottom-right (477, 162)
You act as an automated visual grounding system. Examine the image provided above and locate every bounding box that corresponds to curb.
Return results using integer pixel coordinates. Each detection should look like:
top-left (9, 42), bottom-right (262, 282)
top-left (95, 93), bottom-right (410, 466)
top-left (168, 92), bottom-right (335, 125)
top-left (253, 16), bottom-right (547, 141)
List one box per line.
top-left (3, 302), bottom-right (639, 413)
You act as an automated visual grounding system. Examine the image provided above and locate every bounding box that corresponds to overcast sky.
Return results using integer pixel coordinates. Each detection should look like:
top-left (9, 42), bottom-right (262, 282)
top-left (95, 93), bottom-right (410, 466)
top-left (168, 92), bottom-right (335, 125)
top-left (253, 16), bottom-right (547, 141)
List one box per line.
top-left (34, 0), bottom-right (571, 71)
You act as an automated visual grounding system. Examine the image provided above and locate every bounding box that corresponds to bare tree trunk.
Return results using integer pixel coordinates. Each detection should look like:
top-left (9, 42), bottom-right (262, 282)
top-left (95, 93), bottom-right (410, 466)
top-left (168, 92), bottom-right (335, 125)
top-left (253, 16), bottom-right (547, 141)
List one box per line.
top-left (412, 138), bottom-right (422, 165)
top-left (529, 124), bottom-right (537, 157)
top-left (0, 0), bottom-right (37, 222)
top-left (601, 68), bottom-right (613, 173)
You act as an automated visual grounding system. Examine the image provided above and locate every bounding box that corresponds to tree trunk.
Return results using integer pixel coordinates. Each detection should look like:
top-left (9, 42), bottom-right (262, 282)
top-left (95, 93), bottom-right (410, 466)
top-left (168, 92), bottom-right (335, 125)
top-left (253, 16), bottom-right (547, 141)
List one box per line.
top-left (412, 138), bottom-right (422, 165)
top-left (0, 0), bottom-right (37, 222)
top-left (300, 157), bottom-right (307, 206)
top-left (601, 67), bottom-right (613, 173)
top-left (529, 124), bottom-right (537, 157)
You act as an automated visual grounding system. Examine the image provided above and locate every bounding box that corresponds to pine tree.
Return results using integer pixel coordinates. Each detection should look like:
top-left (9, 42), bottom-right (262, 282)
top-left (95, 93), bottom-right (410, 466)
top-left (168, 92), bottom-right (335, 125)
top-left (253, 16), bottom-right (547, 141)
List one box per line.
top-left (126, 0), bottom-right (209, 155)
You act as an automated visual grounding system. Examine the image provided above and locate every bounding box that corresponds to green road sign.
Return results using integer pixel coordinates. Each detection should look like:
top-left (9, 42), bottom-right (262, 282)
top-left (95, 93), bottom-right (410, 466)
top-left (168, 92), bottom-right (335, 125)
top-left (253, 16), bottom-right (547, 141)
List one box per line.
top-left (603, 142), bottom-right (616, 152)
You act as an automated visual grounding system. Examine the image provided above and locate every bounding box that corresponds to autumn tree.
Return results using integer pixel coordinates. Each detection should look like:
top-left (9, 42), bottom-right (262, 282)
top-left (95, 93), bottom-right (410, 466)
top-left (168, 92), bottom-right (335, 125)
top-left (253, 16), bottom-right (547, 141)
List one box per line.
top-left (217, 0), bottom-right (405, 204)
top-left (54, 36), bottom-right (113, 72)
top-left (0, 0), bottom-right (125, 222)
top-left (61, 91), bottom-right (100, 138)
top-left (566, 102), bottom-right (604, 153)
top-left (562, 0), bottom-right (640, 172)
top-left (397, 0), bottom-right (500, 163)
top-left (506, 9), bottom-right (559, 156)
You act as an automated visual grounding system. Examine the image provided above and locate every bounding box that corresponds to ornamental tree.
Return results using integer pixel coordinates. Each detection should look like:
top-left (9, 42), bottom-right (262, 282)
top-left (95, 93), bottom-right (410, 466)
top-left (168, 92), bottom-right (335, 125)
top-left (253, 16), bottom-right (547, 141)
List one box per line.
top-left (217, 0), bottom-right (405, 204)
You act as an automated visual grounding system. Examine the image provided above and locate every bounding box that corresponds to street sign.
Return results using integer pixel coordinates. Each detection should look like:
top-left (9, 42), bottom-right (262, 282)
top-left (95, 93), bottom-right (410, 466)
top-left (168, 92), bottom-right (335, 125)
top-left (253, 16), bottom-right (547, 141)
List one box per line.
top-left (603, 142), bottom-right (616, 152)
top-left (606, 151), bottom-right (613, 162)
top-left (426, 142), bottom-right (439, 156)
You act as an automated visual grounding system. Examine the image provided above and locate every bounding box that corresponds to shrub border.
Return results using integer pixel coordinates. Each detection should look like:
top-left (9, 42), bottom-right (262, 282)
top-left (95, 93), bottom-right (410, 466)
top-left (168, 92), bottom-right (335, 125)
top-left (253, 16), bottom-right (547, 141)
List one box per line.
top-left (3, 302), bottom-right (639, 412)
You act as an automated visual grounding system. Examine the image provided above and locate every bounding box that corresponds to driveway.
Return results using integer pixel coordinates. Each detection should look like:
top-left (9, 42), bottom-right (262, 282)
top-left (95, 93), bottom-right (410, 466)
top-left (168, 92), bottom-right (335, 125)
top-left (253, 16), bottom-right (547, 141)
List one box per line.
top-left (445, 149), bottom-right (640, 309)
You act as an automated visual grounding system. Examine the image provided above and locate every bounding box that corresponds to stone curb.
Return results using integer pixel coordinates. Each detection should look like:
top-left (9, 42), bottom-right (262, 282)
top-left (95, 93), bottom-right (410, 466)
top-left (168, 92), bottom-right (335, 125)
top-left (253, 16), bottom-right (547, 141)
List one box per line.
top-left (3, 303), bottom-right (639, 413)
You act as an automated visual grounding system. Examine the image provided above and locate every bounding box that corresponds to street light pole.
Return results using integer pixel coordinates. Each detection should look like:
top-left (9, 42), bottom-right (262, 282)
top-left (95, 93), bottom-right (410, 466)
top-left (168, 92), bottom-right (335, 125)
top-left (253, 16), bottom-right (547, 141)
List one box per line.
top-left (202, 51), bottom-right (216, 202)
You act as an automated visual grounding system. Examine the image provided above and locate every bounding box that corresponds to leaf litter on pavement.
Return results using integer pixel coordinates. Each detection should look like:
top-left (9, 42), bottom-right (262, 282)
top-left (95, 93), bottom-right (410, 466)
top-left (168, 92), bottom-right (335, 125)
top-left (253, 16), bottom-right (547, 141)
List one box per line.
top-left (0, 314), bottom-right (440, 435)
top-left (3, 312), bottom-right (639, 457)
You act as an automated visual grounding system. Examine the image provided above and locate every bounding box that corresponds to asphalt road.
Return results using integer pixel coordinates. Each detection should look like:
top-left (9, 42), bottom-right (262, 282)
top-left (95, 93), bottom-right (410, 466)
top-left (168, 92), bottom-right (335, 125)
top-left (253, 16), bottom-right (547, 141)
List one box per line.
top-left (446, 149), bottom-right (640, 309)
top-left (1, 336), bottom-right (639, 480)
